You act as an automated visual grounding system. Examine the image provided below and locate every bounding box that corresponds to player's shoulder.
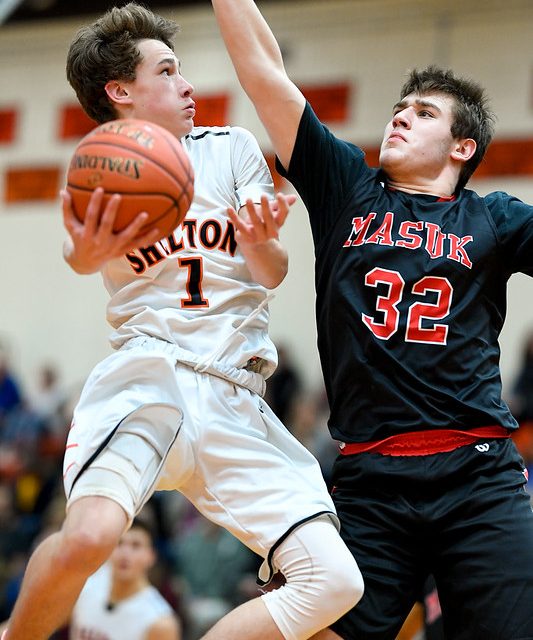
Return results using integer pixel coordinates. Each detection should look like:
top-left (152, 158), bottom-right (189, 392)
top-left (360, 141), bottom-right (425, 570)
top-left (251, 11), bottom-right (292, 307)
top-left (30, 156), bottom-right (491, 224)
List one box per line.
top-left (474, 188), bottom-right (530, 216)
top-left (464, 188), bottom-right (532, 239)
top-left (144, 584), bottom-right (173, 613)
top-left (146, 613), bottom-right (181, 640)
top-left (184, 125), bottom-right (261, 169)
top-left (186, 124), bottom-right (254, 143)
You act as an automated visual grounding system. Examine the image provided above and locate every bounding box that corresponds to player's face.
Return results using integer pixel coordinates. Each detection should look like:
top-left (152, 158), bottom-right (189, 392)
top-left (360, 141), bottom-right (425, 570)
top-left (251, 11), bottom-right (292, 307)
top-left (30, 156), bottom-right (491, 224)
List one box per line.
top-left (110, 527), bottom-right (155, 583)
top-left (119, 38), bottom-right (196, 139)
top-left (379, 92), bottom-right (458, 185)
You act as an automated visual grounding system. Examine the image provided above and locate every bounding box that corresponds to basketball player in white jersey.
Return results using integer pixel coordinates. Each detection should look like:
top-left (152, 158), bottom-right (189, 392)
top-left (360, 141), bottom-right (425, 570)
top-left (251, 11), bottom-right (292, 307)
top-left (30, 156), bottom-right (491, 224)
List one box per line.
top-left (2, 4), bottom-right (363, 640)
top-left (70, 519), bottom-right (181, 640)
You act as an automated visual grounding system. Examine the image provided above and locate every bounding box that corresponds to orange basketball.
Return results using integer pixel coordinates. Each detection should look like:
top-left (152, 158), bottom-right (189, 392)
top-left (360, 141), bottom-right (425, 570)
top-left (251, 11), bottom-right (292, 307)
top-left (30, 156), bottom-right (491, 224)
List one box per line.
top-left (66, 118), bottom-right (194, 237)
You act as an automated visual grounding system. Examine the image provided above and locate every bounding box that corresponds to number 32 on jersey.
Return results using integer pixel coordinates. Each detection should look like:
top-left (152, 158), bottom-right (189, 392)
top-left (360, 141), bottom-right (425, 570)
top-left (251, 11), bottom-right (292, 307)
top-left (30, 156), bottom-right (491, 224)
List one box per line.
top-left (361, 267), bottom-right (453, 345)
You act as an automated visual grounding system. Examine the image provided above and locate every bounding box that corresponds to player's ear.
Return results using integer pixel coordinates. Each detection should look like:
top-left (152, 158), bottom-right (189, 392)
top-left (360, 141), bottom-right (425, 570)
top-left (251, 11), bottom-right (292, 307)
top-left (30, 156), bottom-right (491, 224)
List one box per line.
top-left (146, 546), bottom-right (157, 570)
top-left (105, 80), bottom-right (132, 107)
top-left (451, 138), bottom-right (476, 163)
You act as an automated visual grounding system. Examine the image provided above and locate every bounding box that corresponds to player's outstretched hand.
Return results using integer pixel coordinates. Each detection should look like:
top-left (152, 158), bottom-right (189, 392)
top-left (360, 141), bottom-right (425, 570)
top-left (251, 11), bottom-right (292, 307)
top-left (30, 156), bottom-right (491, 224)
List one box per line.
top-left (61, 187), bottom-right (163, 274)
top-left (227, 192), bottom-right (297, 248)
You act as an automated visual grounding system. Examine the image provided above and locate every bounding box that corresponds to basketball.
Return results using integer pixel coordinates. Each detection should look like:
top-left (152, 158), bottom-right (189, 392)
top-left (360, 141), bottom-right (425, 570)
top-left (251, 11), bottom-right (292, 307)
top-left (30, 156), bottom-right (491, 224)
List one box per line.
top-left (66, 118), bottom-right (194, 237)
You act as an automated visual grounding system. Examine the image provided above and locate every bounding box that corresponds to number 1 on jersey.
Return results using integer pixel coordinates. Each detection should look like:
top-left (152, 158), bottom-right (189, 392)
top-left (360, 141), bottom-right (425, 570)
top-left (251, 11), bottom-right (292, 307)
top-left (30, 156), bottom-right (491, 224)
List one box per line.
top-left (179, 256), bottom-right (209, 308)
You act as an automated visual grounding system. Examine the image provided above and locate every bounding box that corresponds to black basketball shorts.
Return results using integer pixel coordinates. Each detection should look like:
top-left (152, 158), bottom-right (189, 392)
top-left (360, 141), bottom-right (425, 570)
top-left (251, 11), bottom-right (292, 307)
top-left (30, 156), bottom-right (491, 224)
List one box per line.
top-left (329, 437), bottom-right (533, 640)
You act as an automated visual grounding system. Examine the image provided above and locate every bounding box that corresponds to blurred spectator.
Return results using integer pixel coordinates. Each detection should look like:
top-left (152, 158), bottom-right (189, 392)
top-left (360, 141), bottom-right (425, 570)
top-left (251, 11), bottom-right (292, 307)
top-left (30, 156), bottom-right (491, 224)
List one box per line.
top-left (509, 331), bottom-right (533, 501)
top-left (70, 518), bottom-right (182, 640)
top-left (1, 402), bottom-right (46, 458)
top-left (28, 363), bottom-right (68, 439)
top-left (0, 345), bottom-right (21, 426)
top-left (171, 515), bottom-right (258, 639)
top-left (264, 344), bottom-right (302, 424)
top-left (510, 330), bottom-right (533, 423)
top-left (286, 386), bottom-right (338, 489)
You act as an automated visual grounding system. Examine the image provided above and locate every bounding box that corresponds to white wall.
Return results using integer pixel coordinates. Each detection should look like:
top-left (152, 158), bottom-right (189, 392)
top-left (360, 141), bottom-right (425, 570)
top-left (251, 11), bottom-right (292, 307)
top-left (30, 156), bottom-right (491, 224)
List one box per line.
top-left (0, 0), bottom-right (532, 399)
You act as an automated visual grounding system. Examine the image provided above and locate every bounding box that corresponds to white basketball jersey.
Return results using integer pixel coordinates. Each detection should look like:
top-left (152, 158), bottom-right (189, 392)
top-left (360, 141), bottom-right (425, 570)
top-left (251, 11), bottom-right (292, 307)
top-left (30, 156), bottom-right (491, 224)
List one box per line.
top-left (70, 563), bottom-right (174, 640)
top-left (102, 125), bottom-right (277, 377)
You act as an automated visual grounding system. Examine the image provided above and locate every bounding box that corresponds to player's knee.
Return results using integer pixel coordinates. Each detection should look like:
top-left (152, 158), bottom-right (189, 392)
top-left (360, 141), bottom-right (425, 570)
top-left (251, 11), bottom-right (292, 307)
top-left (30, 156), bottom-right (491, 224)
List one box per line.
top-left (262, 555), bottom-right (363, 640)
top-left (262, 518), bottom-right (364, 639)
top-left (299, 541), bottom-right (363, 621)
top-left (59, 516), bottom-right (121, 572)
top-left (324, 554), bottom-right (364, 615)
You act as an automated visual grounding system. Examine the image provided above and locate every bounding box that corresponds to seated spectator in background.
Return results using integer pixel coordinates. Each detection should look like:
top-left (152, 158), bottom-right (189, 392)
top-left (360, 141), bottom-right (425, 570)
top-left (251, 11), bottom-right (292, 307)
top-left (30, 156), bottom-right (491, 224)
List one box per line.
top-left (509, 330), bottom-right (533, 501)
top-left (70, 518), bottom-right (181, 640)
top-left (1, 402), bottom-right (46, 461)
top-left (28, 364), bottom-right (68, 441)
top-left (264, 344), bottom-right (302, 424)
top-left (0, 346), bottom-right (21, 426)
top-left (510, 330), bottom-right (533, 424)
top-left (286, 389), bottom-right (338, 490)
top-left (171, 515), bottom-right (258, 639)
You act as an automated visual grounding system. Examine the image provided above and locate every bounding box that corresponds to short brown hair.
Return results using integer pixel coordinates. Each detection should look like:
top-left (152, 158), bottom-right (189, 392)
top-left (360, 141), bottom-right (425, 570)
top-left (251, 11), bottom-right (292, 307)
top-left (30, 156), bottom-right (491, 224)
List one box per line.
top-left (400, 65), bottom-right (496, 191)
top-left (66, 2), bottom-right (179, 123)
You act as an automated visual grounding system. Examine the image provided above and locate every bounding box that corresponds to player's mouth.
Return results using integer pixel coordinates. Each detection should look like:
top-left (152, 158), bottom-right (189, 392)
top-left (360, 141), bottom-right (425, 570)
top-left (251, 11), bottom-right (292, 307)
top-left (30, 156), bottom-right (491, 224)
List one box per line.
top-left (388, 131), bottom-right (406, 143)
top-left (183, 101), bottom-right (196, 117)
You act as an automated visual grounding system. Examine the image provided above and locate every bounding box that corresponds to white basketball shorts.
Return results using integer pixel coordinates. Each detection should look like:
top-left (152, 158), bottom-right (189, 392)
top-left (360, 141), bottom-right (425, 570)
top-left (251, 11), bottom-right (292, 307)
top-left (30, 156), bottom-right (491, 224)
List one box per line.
top-left (63, 337), bottom-right (338, 579)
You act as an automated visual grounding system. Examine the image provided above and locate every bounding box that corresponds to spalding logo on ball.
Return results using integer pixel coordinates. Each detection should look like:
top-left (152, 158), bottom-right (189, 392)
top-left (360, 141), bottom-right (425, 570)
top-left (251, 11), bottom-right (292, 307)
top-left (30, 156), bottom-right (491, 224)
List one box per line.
top-left (67, 119), bottom-right (194, 238)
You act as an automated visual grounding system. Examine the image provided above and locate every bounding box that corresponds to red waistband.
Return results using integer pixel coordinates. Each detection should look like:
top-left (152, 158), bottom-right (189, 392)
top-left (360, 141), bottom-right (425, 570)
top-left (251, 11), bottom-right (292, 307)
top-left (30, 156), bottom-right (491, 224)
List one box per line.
top-left (338, 426), bottom-right (510, 457)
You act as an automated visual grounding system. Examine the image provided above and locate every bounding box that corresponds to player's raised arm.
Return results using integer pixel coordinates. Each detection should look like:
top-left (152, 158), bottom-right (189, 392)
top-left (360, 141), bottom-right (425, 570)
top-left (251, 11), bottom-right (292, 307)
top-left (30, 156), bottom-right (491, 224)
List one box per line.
top-left (211, 0), bottom-right (305, 170)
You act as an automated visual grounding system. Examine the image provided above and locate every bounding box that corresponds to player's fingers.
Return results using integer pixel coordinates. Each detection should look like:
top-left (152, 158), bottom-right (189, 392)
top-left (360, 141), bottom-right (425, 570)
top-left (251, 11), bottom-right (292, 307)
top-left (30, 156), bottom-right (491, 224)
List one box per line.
top-left (61, 189), bottom-right (82, 235)
top-left (128, 227), bottom-right (163, 252)
top-left (83, 187), bottom-right (105, 236)
top-left (285, 193), bottom-right (298, 207)
top-left (227, 206), bottom-right (248, 233)
top-left (115, 210), bottom-right (151, 247)
top-left (260, 196), bottom-right (278, 237)
top-left (271, 193), bottom-right (297, 212)
top-left (272, 193), bottom-right (296, 228)
top-left (245, 198), bottom-right (264, 229)
top-left (97, 194), bottom-right (122, 237)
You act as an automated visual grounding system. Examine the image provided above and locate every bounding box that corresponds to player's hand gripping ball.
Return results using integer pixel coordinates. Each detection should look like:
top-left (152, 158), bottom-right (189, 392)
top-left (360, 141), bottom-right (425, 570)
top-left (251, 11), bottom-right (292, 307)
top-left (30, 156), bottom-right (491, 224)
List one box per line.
top-left (66, 119), bottom-right (194, 237)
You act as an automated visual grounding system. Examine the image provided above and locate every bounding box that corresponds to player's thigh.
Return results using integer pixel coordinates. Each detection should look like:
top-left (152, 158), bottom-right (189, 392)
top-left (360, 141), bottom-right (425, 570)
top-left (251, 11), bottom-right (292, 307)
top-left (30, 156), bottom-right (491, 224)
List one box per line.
top-left (177, 382), bottom-right (337, 565)
top-left (329, 486), bottom-right (424, 640)
top-left (436, 456), bottom-right (533, 639)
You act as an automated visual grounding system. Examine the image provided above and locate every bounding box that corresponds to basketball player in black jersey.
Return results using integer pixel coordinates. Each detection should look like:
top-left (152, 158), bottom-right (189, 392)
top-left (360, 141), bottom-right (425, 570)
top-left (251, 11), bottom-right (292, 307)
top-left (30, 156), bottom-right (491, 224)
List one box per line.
top-left (212, 1), bottom-right (533, 638)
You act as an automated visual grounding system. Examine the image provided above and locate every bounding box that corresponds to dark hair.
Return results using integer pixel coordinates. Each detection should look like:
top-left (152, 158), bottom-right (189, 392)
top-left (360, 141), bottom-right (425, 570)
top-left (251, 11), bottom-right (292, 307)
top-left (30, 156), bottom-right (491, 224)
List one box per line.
top-left (399, 65), bottom-right (496, 191)
top-left (129, 518), bottom-right (155, 543)
top-left (66, 2), bottom-right (179, 123)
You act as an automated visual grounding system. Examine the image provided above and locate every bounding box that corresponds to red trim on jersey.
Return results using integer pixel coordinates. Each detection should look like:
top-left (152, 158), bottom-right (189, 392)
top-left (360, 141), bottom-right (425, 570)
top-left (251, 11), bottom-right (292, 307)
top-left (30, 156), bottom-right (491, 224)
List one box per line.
top-left (338, 426), bottom-right (509, 457)
top-left (63, 462), bottom-right (76, 478)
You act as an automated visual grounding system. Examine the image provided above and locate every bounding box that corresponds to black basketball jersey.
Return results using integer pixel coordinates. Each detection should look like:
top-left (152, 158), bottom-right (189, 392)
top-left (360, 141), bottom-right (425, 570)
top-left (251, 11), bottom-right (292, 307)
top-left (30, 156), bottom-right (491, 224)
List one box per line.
top-left (277, 102), bottom-right (533, 443)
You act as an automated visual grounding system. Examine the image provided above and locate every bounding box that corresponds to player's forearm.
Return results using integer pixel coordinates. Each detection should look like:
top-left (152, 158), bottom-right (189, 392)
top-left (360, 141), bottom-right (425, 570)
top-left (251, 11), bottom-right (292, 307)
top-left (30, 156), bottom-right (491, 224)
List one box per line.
top-left (212, 0), bottom-right (303, 169)
top-left (211, 0), bottom-right (285, 98)
top-left (242, 239), bottom-right (288, 289)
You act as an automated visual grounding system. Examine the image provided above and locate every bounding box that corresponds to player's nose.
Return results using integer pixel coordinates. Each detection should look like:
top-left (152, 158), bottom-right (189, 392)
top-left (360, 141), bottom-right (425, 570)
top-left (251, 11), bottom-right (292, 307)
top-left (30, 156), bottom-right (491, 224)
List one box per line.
top-left (392, 108), bottom-right (411, 128)
top-left (180, 76), bottom-right (194, 97)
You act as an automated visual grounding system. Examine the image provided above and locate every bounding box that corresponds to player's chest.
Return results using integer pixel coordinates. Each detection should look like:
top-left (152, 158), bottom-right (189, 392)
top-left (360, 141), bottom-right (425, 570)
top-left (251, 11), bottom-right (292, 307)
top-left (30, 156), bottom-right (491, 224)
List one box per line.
top-left (333, 206), bottom-right (495, 274)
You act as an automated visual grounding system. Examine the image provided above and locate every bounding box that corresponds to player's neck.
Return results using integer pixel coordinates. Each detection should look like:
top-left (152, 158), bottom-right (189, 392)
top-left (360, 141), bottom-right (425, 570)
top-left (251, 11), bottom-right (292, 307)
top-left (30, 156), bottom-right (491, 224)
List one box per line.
top-left (384, 166), bottom-right (459, 198)
top-left (386, 177), bottom-right (455, 198)
top-left (109, 576), bottom-right (150, 604)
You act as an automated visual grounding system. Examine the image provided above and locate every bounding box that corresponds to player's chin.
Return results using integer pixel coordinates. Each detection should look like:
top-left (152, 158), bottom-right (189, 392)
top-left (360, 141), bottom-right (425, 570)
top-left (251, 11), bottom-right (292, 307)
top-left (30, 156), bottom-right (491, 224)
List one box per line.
top-left (179, 117), bottom-right (195, 136)
top-left (379, 149), bottom-right (403, 172)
